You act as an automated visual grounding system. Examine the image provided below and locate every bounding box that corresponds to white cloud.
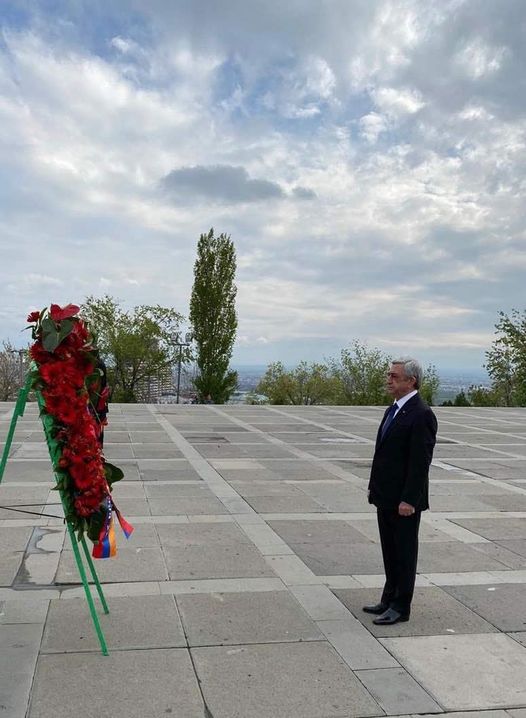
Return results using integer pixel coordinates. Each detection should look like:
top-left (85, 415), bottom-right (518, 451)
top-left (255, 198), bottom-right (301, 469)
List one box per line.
top-left (359, 112), bottom-right (388, 143)
top-left (0, 0), bottom-right (524, 370)
top-left (455, 39), bottom-right (508, 80)
top-left (373, 86), bottom-right (425, 116)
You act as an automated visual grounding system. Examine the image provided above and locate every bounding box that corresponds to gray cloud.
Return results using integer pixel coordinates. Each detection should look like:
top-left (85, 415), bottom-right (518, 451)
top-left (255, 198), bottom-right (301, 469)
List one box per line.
top-left (161, 164), bottom-right (315, 204)
top-left (292, 186), bottom-right (317, 200)
top-left (161, 164), bottom-right (284, 203)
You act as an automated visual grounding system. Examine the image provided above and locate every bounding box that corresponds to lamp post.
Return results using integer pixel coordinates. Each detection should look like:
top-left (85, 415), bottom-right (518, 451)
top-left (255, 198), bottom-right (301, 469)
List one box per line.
top-left (9, 348), bottom-right (26, 387)
top-left (172, 331), bottom-right (193, 404)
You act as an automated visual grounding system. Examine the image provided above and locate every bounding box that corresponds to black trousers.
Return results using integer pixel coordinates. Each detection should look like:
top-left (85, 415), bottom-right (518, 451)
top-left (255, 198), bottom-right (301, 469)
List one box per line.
top-left (377, 508), bottom-right (421, 614)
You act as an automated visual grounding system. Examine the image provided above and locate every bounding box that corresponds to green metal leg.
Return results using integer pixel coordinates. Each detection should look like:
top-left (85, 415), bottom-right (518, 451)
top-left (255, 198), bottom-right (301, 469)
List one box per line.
top-left (80, 536), bottom-right (109, 614)
top-left (67, 524), bottom-right (109, 656)
top-left (0, 376), bottom-right (31, 483)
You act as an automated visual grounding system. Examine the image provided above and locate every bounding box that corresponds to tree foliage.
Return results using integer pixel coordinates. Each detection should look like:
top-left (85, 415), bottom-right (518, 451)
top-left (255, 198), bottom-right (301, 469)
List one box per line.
top-left (81, 295), bottom-right (184, 402)
top-left (468, 385), bottom-right (500, 407)
top-left (485, 309), bottom-right (526, 406)
top-left (257, 343), bottom-right (442, 407)
top-left (189, 228), bottom-right (238, 403)
top-left (256, 361), bottom-right (338, 405)
top-left (420, 364), bottom-right (440, 406)
top-left (453, 390), bottom-right (471, 406)
top-left (330, 341), bottom-right (391, 405)
top-left (0, 342), bottom-right (28, 401)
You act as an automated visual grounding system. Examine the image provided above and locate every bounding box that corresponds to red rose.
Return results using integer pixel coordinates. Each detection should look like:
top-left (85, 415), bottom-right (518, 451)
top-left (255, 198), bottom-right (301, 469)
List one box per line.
top-left (27, 311), bottom-right (41, 323)
top-left (49, 303), bottom-right (80, 321)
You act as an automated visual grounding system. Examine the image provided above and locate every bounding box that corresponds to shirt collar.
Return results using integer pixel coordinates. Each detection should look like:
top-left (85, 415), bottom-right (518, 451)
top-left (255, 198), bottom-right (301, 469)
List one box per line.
top-left (394, 389), bottom-right (418, 411)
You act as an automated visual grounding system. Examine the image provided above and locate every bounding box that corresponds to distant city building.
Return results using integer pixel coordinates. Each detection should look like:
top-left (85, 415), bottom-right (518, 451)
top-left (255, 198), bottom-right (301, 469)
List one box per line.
top-left (135, 365), bottom-right (174, 403)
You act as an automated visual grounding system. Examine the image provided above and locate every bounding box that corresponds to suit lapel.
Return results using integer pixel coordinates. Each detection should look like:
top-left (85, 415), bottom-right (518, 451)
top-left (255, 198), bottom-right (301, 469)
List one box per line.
top-left (378, 394), bottom-right (421, 442)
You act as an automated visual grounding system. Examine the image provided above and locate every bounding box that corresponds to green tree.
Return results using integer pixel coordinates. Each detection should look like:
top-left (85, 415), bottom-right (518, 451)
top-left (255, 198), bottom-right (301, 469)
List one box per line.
top-left (420, 364), bottom-right (440, 406)
top-left (453, 390), bottom-right (471, 407)
top-left (257, 361), bottom-right (338, 405)
top-left (330, 341), bottom-right (391, 405)
top-left (189, 229), bottom-right (238, 403)
top-left (468, 385), bottom-right (499, 407)
top-left (485, 309), bottom-right (526, 406)
top-left (81, 295), bottom-right (184, 402)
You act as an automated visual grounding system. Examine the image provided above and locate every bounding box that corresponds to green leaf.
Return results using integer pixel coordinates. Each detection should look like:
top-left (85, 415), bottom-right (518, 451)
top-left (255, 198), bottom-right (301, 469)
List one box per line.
top-left (87, 509), bottom-right (106, 542)
top-left (41, 317), bottom-right (74, 352)
top-left (104, 461), bottom-right (124, 487)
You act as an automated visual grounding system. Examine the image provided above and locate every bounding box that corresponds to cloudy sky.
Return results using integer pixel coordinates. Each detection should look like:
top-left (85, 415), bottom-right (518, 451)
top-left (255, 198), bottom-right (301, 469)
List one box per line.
top-left (1, 0), bottom-right (525, 369)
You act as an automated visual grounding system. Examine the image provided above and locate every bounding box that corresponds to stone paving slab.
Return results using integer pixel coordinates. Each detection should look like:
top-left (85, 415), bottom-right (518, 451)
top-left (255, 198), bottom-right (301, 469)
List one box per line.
top-left (333, 586), bottom-right (498, 637)
top-left (417, 541), bottom-right (511, 572)
top-left (289, 540), bottom-right (386, 575)
top-left (29, 649), bottom-right (204, 718)
top-left (163, 544), bottom-right (276, 580)
top-left (470, 541), bottom-right (526, 569)
top-left (451, 518), bottom-right (526, 540)
top-left (0, 623), bottom-right (43, 718)
top-left (41, 595), bottom-right (186, 652)
top-left (355, 667), bottom-right (442, 715)
top-left (177, 589), bottom-right (323, 646)
top-left (496, 539), bottom-right (526, 557)
top-left (155, 521), bottom-right (251, 546)
top-left (268, 518), bottom-right (373, 544)
top-left (191, 641), bottom-right (382, 718)
top-left (442, 583), bottom-right (526, 632)
top-left (243, 494), bottom-right (326, 513)
top-left (381, 633), bottom-right (526, 711)
top-left (56, 547), bottom-right (169, 583)
top-left (147, 495), bottom-right (229, 515)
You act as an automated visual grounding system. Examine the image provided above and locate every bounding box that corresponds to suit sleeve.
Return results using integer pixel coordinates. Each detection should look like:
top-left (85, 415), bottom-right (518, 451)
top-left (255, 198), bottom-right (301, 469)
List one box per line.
top-left (401, 409), bottom-right (437, 507)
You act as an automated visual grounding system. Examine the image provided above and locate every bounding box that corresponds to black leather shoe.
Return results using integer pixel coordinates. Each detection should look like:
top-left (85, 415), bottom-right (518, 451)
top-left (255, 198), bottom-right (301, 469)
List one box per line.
top-left (372, 608), bottom-right (409, 625)
top-left (362, 602), bottom-right (388, 615)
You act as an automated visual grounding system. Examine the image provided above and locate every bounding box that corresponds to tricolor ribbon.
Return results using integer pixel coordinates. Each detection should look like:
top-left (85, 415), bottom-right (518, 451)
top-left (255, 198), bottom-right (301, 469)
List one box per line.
top-left (92, 497), bottom-right (134, 559)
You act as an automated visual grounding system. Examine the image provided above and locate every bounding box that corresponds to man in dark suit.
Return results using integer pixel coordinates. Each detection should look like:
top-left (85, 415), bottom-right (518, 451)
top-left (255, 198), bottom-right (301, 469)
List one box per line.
top-left (365, 357), bottom-right (437, 625)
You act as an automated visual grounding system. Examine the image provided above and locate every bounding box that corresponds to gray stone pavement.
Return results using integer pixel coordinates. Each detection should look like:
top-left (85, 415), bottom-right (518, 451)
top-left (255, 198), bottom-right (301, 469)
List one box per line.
top-left (1, 402), bottom-right (526, 717)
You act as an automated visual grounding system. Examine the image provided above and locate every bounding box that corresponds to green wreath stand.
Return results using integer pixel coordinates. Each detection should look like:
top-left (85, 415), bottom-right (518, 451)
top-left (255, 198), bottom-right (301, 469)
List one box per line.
top-left (0, 373), bottom-right (110, 656)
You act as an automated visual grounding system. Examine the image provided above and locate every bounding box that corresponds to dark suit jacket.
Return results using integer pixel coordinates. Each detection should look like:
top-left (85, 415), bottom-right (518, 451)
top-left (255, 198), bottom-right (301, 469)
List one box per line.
top-left (368, 393), bottom-right (437, 511)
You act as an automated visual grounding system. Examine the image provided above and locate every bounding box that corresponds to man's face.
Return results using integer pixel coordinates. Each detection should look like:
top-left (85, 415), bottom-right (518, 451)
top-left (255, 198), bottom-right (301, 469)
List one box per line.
top-left (386, 363), bottom-right (416, 400)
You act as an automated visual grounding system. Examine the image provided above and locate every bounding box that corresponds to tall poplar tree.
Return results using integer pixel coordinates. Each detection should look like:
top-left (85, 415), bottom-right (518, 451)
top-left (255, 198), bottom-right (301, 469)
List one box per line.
top-left (190, 228), bottom-right (238, 403)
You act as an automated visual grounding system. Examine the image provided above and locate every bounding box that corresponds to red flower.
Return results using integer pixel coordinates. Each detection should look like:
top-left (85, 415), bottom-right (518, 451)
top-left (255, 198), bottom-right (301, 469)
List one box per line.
top-left (49, 303), bottom-right (80, 321)
top-left (27, 311), bottom-right (41, 323)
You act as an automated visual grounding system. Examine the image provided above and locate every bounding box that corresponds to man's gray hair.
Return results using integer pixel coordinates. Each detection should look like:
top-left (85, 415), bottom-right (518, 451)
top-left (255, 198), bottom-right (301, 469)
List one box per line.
top-left (392, 357), bottom-right (423, 390)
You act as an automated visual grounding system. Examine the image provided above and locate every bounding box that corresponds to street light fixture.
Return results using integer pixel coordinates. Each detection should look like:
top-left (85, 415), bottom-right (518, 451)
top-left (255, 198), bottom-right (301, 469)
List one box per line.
top-left (172, 331), bottom-right (193, 404)
top-left (9, 348), bottom-right (26, 386)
